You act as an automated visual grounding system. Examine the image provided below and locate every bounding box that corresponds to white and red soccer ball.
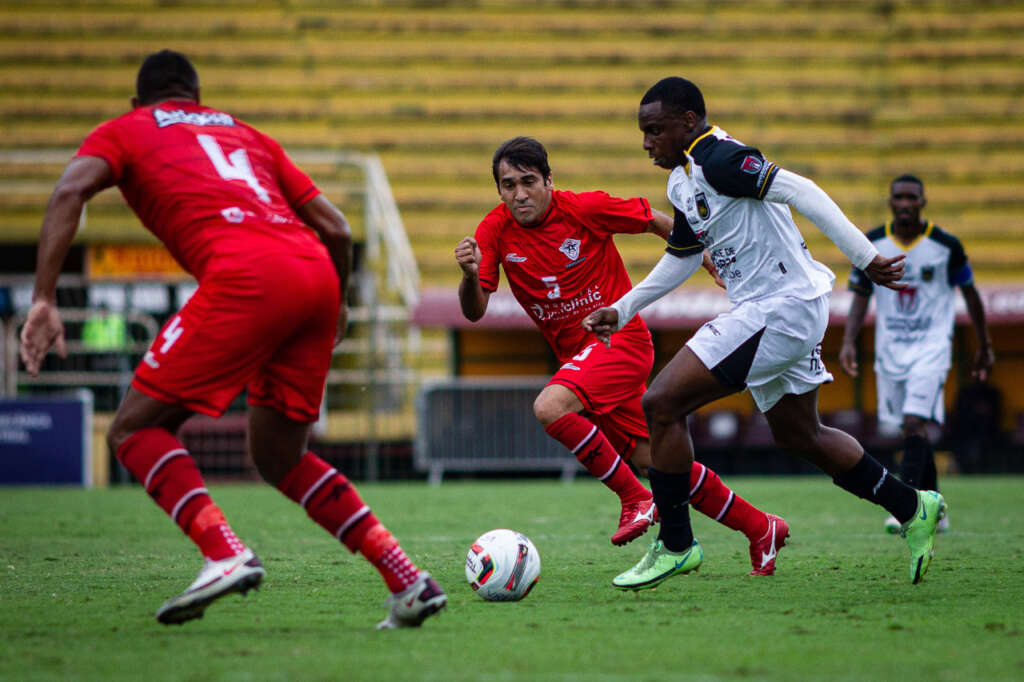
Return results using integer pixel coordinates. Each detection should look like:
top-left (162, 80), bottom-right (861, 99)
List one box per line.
top-left (465, 529), bottom-right (540, 601)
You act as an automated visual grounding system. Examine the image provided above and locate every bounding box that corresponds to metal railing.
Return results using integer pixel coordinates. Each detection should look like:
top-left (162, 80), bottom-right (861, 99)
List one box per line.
top-left (1, 150), bottom-right (427, 480)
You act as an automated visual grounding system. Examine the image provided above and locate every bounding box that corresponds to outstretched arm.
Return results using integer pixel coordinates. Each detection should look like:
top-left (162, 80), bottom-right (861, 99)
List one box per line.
top-left (455, 236), bottom-right (490, 321)
top-left (960, 283), bottom-right (995, 380)
top-left (20, 155), bottom-right (113, 376)
top-left (582, 251), bottom-right (703, 346)
top-left (766, 168), bottom-right (906, 290)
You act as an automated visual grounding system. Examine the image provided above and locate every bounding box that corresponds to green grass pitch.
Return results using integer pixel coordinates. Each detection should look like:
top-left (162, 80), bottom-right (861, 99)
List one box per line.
top-left (1, 475), bottom-right (1022, 681)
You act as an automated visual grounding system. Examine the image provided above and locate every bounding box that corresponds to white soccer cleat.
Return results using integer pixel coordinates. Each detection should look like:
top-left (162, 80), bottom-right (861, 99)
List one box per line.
top-left (884, 514), bottom-right (901, 534)
top-left (155, 548), bottom-right (265, 625)
top-left (376, 571), bottom-right (448, 630)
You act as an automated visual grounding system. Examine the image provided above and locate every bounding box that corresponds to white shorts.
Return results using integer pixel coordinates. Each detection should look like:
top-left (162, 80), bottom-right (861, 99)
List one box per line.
top-left (876, 371), bottom-right (946, 426)
top-left (686, 293), bottom-right (834, 412)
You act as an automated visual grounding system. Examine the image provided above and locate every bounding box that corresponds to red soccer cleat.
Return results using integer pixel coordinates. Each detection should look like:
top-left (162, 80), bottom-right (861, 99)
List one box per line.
top-left (611, 493), bottom-right (658, 546)
top-left (749, 513), bottom-right (789, 576)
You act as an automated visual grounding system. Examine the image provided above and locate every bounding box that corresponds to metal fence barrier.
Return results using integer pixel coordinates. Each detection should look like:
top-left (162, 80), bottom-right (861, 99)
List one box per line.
top-left (414, 378), bottom-right (581, 485)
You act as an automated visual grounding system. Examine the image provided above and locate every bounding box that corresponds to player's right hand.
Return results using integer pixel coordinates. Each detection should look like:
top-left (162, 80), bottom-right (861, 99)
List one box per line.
top-left (864, 253), bottom-right (907, 290)
top-left (455, 236), bottom-right (481, 277)
top-left (582, 307), bottom-right (620, 348)
top-left (19, 300), bottom-right (66, 377)
top-left (838, 342), bottom-right (858, 377)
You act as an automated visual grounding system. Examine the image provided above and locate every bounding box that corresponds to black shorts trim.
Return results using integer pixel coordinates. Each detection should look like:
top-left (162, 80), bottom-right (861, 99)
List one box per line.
top-left (710, 326), bottom-right (766, 390)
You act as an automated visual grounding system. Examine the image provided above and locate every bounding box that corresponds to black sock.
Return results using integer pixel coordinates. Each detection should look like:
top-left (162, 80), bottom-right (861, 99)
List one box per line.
top-left (900, 434), bottom-right (934, 490)
top-left (649, 467), bottom-right (694, 551)
top-left (833, 453), bottom-right (918, 523)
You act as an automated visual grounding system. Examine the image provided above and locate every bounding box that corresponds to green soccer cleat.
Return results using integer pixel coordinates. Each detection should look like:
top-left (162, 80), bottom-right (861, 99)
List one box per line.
top-left (901, 490), bottom-right (947, 585)
top-left (612, 538), bottom-right (703, 591)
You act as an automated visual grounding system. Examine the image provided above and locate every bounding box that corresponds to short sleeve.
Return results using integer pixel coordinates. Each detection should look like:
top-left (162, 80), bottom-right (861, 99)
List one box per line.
top-left (574, 191), bottom-right (652, 236)
top-left (665, 207), bottom-right (704, 258)
top-left (474, 215), bottom-right (501, 292)
top-left (947, 236), bottom-right (972, 287)
top-left (76, 119), bottom-right (128, 182)
top-left (262, 132), bottom-right (320, 208)
top-left (702, 144), bottom-right (779, 200)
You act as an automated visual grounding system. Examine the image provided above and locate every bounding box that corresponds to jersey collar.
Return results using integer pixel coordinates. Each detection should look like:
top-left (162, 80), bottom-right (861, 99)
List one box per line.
top-left (680, 126), bottom-right (717, 174)
top-left (885, 219), bottom-right (932, 251)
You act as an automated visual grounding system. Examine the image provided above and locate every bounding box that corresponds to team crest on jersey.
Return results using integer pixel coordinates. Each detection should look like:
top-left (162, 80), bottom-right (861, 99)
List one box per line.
top-left (921, 266), bottom-right (935, 282)
top-left (558, 238), bottom-right (582, 261)
top-left (694, 192), bottom-right (711, 220)
top-left (896, 287), bottom-right (920, 315)
top-left (741, 155), bottom-right (762, 174)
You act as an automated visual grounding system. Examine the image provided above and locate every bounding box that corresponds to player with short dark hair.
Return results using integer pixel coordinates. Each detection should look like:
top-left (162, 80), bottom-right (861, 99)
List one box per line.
top-left (19, 49), bottom-right (446, 629)
top-left (840, 175), bottom-right (993, 532)
top-left (457, 136), bottom-right (791, 575)
top-left (583, 77), bottom-right (946, 589)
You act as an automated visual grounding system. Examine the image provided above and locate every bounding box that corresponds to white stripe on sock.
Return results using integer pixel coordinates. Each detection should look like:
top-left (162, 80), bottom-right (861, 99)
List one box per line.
top-left (144, 448), bottom-right (188, 490)
top-left (598, 455), bottom-right (621, 482)
top-left (301, 468), bottom-right (338, 508)
top-left (714, 491), bottom-right (735, 521)
top-left (571, 425), bottom-right (598, 455)
top-left (171, 487), bottom-right (208, 523)
top-left (689, 462), bottom-right (707, 496)
top-left (334, 505), bottom-right (371, 541)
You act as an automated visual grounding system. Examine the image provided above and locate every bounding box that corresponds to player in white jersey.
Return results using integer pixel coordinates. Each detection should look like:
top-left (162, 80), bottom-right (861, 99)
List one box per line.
top-left (840, 175), bottom-right (994, 533)
top-left (583, 77), bottom-right (946, 589)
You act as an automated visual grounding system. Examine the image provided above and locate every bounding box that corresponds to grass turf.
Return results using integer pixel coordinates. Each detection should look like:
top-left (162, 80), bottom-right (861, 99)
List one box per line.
top-left (1, 475), bottom-right (1021, 681)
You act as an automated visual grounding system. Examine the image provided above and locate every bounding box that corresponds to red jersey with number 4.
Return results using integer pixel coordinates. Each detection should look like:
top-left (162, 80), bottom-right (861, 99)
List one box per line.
top-left (76, 100), bottom-right (326, 281)
top-left (475, 190), bottom-right (653, 360)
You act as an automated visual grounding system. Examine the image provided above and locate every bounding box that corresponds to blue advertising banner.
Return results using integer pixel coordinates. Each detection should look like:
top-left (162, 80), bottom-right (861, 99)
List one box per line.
top-left (0, 391), bottom-right (93, 486)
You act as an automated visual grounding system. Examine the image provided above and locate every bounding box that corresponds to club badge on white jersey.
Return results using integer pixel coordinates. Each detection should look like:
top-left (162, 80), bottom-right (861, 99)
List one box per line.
top-left (849, 221), bottom-right (972, 379)
top-left (662, 126), bottom-right (835, 306)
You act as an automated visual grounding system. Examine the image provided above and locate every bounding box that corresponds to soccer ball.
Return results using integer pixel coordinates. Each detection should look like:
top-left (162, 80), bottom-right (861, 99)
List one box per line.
top-left (465, 529), bottom-right (541, 601)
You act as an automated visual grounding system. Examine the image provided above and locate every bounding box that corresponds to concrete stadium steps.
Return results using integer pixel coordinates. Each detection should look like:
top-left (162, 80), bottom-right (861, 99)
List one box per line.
top-left (1, 0), bottom-right (1023, 280)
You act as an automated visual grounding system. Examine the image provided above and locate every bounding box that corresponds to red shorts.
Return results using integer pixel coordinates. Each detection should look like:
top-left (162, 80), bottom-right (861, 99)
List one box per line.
top-left (548, 324), bottom-right (654, 456)
top-left (133, 252), bottom-right (339, 422)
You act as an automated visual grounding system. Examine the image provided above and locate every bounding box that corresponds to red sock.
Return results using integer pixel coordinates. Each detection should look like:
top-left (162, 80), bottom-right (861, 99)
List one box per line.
top-left (116, 427), bottom-right (244, 561)
top-left (546, 413), bottom-right (647, 502)
top-left (689, 461), bottom-right (768, 539)
top-left (277, 452), bottom-right (420, 593)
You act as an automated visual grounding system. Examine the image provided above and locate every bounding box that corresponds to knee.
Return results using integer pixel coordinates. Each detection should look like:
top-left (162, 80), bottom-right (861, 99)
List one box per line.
top-left (533, 393), bottom-right (570, 428)
top-left (106, 416), bottom-right (137, 461)
top-left (641, 388), bottom-right (681, 425)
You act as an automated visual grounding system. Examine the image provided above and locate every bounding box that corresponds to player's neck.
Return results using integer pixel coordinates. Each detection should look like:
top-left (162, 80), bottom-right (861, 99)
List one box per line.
top-left (891, 218), bottom-right (925, 244)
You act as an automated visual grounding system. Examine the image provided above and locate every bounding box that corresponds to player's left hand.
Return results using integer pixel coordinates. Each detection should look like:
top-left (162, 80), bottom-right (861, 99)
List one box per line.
top-left (864, 253), bottom-right (907, 290)
top-left (582, 307), bottom-right (619, 347)
top-left (19, 300), bottom-right (66, 376)
top-left (973, 344), bottom-right (995, 381)
top-left (702, 251), bottom-right (725, 289)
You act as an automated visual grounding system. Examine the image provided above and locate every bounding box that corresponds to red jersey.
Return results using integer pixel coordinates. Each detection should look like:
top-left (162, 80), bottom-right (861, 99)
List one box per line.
top-left (475, 189), bottom-right (653, 360)
top-left (76, 100), bottom-right (326, 280)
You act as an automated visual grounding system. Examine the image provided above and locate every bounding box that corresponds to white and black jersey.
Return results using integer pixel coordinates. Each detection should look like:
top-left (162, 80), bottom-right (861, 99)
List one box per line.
top-left (849, 221), bottom-right (973, 379)
top-left (664, 126), bottom-right (836, 305)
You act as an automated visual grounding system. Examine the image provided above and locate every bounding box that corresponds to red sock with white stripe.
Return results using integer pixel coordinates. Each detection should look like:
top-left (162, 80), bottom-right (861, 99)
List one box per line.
top-left (277, 452), bottom-right (419, 593)
top-left (116, 427), bottom-right (244, 561)
top-left (689, 461), bottom-right (768, 539)
top-left (545, 413), bottom-right (648, 502)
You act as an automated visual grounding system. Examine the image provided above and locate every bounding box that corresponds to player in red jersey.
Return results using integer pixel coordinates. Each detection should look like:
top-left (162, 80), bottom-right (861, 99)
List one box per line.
top-left (19, 50), bottom-right (446, 628)
top-left (455, 137), bottom-right (788, 573)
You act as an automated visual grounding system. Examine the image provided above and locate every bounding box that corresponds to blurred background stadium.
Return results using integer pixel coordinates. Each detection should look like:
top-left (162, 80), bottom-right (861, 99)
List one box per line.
top-left (1, 0), bottom-right (1022, 484)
